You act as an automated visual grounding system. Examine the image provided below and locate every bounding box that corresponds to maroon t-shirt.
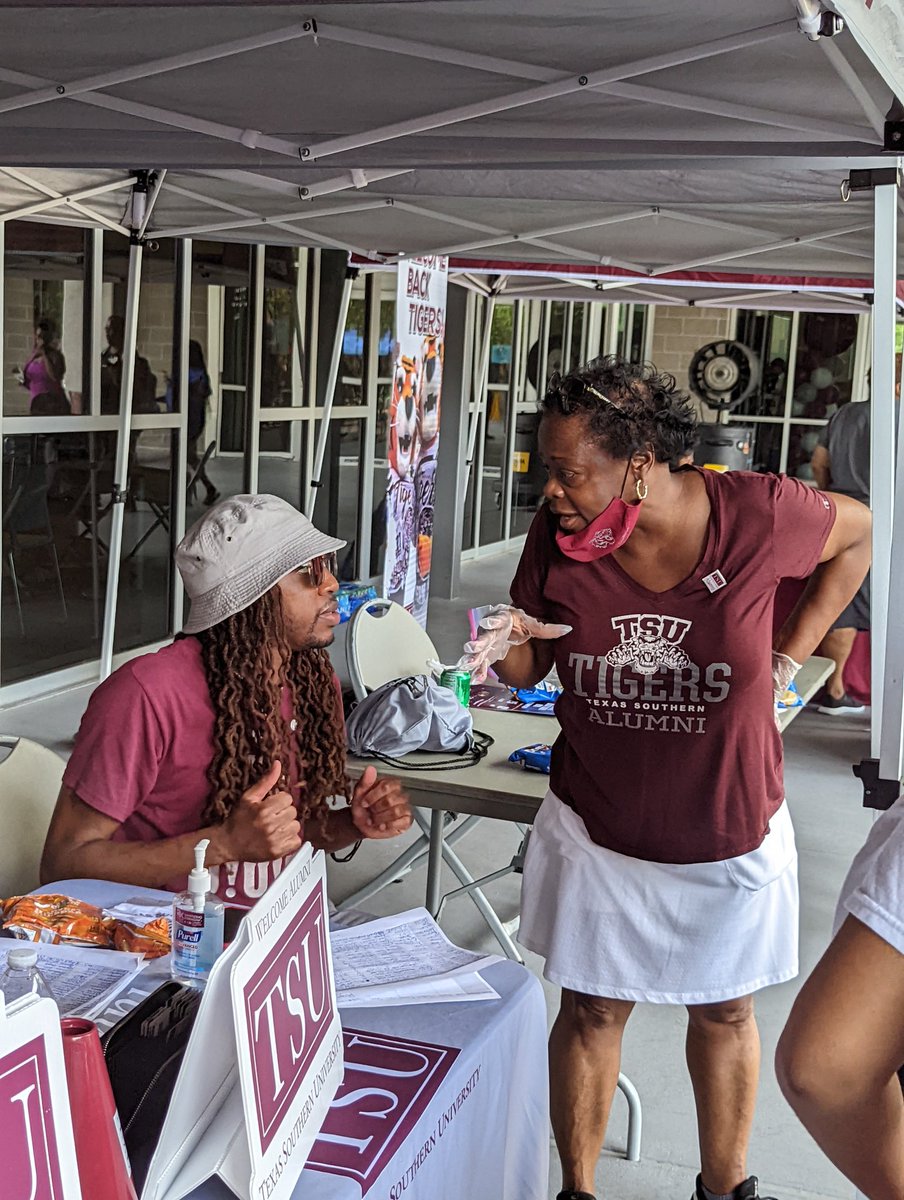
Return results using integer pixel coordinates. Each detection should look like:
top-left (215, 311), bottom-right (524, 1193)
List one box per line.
top-left (511, 469), bottom-right (835, 864)
top-left (63, 638), bottom-right (345, 906)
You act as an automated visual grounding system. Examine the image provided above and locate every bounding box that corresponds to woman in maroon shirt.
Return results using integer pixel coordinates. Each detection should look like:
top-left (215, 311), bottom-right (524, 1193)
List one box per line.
top-left (478, 357), bottom-right (871, 1200)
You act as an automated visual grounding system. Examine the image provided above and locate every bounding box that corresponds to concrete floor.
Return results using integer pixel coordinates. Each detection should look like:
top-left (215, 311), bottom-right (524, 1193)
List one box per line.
top-left (0, 547), bottom-right (872, 1200)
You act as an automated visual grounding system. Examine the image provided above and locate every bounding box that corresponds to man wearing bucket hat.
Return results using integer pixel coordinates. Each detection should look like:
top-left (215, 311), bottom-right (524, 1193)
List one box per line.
top-left (41, 495), bottom-right (412, 906)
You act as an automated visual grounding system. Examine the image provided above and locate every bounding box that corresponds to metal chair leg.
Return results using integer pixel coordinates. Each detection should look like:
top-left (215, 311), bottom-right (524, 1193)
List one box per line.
top-left (6, 550), bottom-right (25, 635)
top-left (336, 812), bottom-right (479, 910)
top-left (435, 837), bottom-right (524, 962)
top-left (126, 515), bottom-right (164, 559)
top-left (617, 1072), bottom-right (643, 1161)
top-left (49, 543), bottom-right (68, 621)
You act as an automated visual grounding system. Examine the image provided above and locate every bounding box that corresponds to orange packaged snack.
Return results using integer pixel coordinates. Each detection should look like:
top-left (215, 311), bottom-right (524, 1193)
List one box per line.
top-left (2, 894), bottom-right (112, 947)
top-left (110, 917), bottom-right (171, 959)
top-left (2, 895), bottom-right (173, 958)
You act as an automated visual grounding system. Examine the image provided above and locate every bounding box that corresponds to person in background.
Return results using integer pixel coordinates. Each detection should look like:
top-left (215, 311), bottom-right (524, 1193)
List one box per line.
top-left (810, 389), bottom-right (870, 715)
top-left (101, 314), bottom-right (158, 415)
top-left (41, 494), bottom-right (412, 906)
top-left (167, 340), bottom-right (220, 506)
top-left (19, 318), bottom-right (69, 415)
top-left (776, 796), bottom-right (904, 1199)
top-left (461, 356), bottom-right (871, 1200)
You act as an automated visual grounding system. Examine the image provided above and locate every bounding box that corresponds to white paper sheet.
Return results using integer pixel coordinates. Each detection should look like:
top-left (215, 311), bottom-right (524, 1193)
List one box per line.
top-left (0, 942), bottom-right (147, 1018)
top-left (329, 908), bottom-right (502, 1002)
top-left (103, 898), bottom-right (173, 936)
top-left (337, 971), bottom-right (500, 1007)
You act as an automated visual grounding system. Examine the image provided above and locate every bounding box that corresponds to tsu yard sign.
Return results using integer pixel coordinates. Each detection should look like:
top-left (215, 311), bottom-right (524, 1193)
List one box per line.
top-left (0, 994), bottom-right (82, 1200)
top-left (143, 845), bottom-right (342, 1200)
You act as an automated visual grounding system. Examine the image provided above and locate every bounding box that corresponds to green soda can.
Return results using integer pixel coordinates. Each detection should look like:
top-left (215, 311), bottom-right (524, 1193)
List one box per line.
top-left (439, 668), bottom-right (471, 706)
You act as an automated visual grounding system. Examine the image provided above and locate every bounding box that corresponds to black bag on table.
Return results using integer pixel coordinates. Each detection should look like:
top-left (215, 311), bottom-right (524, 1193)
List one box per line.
top-left (101, 981), bottom-right (202, 1191)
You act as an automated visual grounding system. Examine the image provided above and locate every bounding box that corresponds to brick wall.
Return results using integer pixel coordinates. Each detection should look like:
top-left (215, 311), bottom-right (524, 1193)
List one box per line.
top-left (3, 276), bottom-right (34, 415)
top-left (190, 286), bottom-right (209, 350)
top-left (135, 282), bottom-right (211, 391)
top-left (649, 305), bottom-right (734, 418)
top-left (136, 282), bottom-right (175, 392)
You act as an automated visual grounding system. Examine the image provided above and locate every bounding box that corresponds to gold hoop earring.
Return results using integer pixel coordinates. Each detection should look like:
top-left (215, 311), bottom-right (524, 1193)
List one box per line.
top-left (634, 477), bottom-right (648, 502)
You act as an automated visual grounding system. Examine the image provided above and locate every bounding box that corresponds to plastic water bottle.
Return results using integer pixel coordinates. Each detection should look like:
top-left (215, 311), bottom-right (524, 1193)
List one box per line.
top-left (0, 946), bottom-right (56, 1005)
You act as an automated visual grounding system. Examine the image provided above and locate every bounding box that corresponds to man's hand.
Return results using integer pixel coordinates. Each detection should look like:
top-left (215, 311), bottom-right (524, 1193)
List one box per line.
top-left (350, 767), bottom-right (412, 840)
top-left (214, 761), bottom-right (302, 863)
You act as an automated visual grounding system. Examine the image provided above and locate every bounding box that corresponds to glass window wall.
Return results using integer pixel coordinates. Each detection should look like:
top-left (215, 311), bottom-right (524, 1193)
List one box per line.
top-left (2, 430), bottom-right (110, 684)
top-left (734, 310), bottom-right (862, 479)
top-left (3, 222), bottom-right (87, 418)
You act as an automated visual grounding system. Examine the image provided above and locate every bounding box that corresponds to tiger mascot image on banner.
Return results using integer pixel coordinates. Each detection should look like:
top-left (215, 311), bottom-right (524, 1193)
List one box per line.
top-left (412, 335), bottom-right (443, 621)
top-left (386, 353), bottom-right (420, 597)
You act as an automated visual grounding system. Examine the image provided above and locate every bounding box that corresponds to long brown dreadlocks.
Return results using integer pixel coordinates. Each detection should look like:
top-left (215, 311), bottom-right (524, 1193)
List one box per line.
top-left (196, 587), bottom-right (350, 836)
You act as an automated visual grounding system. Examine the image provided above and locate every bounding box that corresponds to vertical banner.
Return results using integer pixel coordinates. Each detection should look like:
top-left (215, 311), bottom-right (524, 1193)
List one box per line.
top-left (384, 256), bottom-right (448, 627)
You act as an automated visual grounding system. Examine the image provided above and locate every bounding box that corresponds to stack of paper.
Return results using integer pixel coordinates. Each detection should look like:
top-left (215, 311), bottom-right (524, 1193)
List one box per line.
top-left (0, 941), bottom-right (148, 1018)
top-left (329, 909), bottom-right (502, 1007)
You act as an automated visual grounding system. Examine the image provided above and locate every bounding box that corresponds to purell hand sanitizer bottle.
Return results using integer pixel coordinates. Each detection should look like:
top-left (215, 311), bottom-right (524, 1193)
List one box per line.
top-left (172, 838), bottom-right (225, 986)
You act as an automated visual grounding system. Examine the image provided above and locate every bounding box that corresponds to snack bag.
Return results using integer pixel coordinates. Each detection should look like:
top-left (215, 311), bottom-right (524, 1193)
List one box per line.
top-left (776, 679), bottom-right (804, 713)
top-left (110, 917), bottom-right (171, 958)
top-left (508, 744), bottom-right (552, 774)
top-left (2, 894), bottom-right (173, 957)
top-left (2, 894), bottom-right (113, 946)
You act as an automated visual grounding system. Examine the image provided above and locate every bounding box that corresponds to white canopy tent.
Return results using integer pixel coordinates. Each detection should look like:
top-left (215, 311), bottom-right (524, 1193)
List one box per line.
top-left (0, 0), bottom-right (903, 803)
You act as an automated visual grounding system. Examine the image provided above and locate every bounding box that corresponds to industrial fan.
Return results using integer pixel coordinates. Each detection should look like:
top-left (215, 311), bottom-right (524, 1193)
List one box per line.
top-left (688, 340), bottom-right (760, 411)
top-left (526, 339), bottom-right (563, 390)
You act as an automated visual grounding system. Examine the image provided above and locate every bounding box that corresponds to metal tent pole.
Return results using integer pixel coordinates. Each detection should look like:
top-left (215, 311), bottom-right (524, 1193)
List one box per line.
top-left (99, 176), bottom-right (148, 680)
top-left (306, 265), bottom-right (357, 518)
top-left (243, 242), bottom-right (265, 494)
top-left (171, 238), bottom-right (192, 634)
top-left (853, 168), bottom-right (902, 810)
top-left (876, 182), bottom-right (904, 790)
top-left (461, 291), bottom-right (497, 500)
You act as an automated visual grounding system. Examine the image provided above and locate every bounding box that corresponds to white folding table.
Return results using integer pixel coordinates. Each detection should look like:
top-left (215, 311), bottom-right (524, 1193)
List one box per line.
top-left (345, 655), bottom-right (835, 937)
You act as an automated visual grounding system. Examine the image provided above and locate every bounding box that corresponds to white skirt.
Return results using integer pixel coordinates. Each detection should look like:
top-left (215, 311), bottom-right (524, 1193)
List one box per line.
top-left (519, 791), bottom-right (799, 1005)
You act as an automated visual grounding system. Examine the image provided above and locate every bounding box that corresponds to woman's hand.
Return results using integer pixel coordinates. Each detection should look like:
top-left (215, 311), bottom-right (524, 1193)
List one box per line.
top-left (772, 651), bottom-right (802, 706)
top-left (459, 604), bottom-right (572, 683)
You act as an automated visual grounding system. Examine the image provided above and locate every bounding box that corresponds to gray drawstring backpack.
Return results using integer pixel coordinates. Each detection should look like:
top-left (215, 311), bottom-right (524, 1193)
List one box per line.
top-left (346, 675), bottom-right (493, 770)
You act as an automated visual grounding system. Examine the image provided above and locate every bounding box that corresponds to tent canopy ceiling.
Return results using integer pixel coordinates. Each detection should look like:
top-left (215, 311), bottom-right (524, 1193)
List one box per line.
top-left (0, 2), bottom-right (902, 292)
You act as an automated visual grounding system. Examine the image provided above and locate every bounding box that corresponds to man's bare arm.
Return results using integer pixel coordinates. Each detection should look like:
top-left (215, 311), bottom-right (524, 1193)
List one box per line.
top-left (41, 762), bottom-right (303, 888)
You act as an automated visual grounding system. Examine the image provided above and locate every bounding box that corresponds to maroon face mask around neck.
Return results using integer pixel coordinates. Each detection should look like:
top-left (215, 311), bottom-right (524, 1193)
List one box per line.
top-left (555, 494), bottom-right (643, 561)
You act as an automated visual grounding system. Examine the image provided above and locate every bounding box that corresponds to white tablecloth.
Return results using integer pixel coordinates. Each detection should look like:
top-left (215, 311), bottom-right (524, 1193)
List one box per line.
top-left (50, 879), bottom-right (550, 1200)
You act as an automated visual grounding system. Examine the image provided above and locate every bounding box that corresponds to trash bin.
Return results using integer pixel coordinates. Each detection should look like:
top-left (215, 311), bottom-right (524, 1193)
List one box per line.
top-left (693, 423), bottom-right (754, 472)
top-left (511, 411), bottom-right (546, 507)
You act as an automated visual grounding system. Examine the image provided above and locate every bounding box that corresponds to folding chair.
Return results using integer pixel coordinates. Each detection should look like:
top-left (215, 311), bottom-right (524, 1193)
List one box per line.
top-left (186, 440), bottom-right (217, 507)
top-left (340, 598), bottom-right (526, 960)
top-left (127, 439), bottom-right (217, 558)
top-left (3, 468), bottom-right (68, 636)
top-left (0, 735), bottom-right (64, 896)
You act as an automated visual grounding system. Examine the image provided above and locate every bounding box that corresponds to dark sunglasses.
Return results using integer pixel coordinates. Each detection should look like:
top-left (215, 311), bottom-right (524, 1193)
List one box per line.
top-left (296, 552), bottom-right (338, 587)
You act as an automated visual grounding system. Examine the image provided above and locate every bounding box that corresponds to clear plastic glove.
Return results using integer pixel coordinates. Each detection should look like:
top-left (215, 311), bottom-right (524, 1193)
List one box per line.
top-left (772, 650), bottom-right (802, 706)
top-left (458, 604), bottom-right (572, 683)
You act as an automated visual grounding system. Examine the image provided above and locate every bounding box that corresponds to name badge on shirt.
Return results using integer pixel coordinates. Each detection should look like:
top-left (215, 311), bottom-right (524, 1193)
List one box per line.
top-left (702, 570), bottom-right (727, 594)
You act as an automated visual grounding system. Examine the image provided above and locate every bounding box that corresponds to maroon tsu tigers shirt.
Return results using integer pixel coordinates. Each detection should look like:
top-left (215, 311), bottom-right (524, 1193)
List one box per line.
top-left (511, 469), bottom-right (835, 864)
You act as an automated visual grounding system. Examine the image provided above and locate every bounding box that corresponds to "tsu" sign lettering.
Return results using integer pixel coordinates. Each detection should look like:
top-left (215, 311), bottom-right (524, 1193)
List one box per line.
top-left (0, 1007), bottom-right (82, 1200)
top-left (243, 887), bottom-right (334, 1149)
